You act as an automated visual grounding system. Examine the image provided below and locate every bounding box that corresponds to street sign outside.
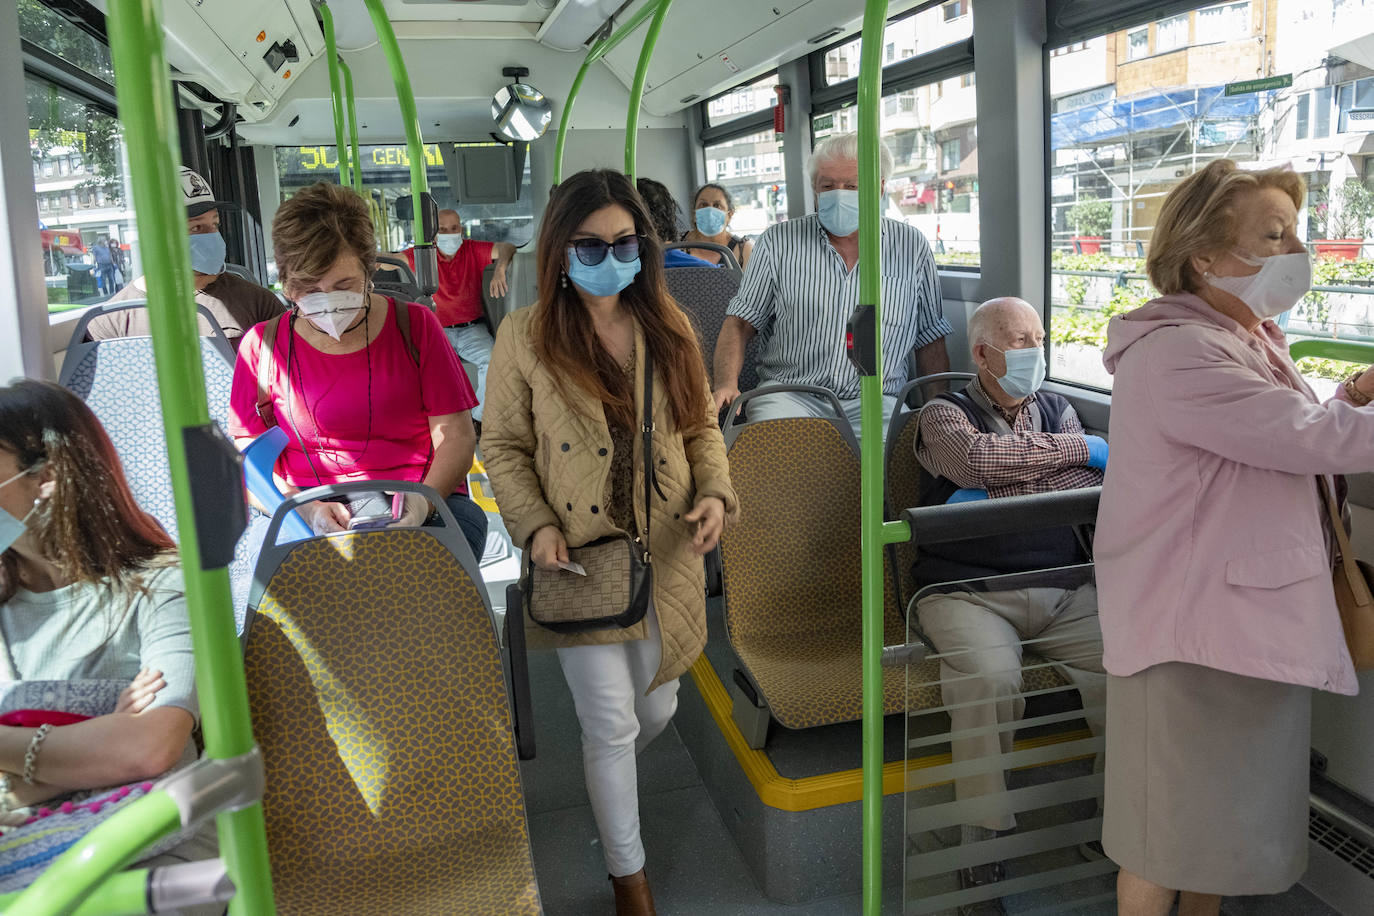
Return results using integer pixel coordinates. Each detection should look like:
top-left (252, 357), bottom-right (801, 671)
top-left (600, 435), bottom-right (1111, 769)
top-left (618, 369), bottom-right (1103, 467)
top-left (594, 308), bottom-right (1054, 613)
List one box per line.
top-left (1224, 74), bottom-right (1293, 96)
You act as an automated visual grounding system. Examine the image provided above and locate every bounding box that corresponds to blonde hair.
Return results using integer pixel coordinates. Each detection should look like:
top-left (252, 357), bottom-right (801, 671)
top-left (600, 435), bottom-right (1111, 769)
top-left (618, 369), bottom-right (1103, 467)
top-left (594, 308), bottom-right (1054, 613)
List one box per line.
top-left (1147, 160), bottom-right (1305, 295)
top-left (273, 182), bottom-right (376, 294)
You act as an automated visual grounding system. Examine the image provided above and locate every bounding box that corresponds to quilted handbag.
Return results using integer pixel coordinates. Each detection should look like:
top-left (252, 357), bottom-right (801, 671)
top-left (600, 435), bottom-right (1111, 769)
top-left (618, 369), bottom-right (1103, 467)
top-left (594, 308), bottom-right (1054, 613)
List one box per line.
top-left (524, 352), bottom-right (657, 634)
top-left (0, 680), bottom-right (190, 892)
top-left (1319, 477), bottom-right (1374, 670)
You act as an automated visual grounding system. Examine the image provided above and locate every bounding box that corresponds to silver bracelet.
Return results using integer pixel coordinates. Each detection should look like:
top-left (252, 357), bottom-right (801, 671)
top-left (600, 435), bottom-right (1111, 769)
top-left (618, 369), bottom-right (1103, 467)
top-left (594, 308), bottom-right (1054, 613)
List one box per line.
top-left (22, 724), bottom-right (52, 786)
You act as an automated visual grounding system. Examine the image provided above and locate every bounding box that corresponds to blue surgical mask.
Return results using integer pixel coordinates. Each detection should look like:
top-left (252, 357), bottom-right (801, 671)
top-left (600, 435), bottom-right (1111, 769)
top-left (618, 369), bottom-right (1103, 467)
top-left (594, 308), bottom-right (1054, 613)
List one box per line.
top-left (188, 230), bottom-right (226, 275)
top-left (989, 344), bottom-right (1046, 400)
top-left (566, 248), bottom-right (641, 297)
top-left (0, 466), bottom-right (41, 555)
top-left (436, 233), bottom-right (463, 257)
top-left (695, 206), bottom-right (727, 237)
top-left (817, 189), bottom-right (861, 237)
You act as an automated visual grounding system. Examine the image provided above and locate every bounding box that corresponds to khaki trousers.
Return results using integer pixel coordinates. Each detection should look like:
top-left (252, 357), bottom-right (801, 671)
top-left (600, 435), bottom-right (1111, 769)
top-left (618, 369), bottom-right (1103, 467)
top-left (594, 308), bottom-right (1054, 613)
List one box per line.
top-left (916, 585), bottom-right (1106, 831)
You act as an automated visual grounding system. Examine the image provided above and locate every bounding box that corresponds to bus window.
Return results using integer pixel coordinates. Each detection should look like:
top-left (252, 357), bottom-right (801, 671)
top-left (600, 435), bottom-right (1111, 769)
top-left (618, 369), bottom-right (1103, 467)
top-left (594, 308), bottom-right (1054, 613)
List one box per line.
top-left (1047, 1), bottom-right (1374, 394)
top-left (703, 131), bottom-right (786, 237)
top-left (816, 3), bottom-right (973, 87)
top-left (22, 0), bottom-right (137, 313)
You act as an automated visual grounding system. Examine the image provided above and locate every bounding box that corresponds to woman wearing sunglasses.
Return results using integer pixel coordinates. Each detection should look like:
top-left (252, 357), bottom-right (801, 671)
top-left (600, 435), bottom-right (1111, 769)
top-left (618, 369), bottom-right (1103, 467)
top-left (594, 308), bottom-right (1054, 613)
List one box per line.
top-left (482, 169), bottom-right (738, 915)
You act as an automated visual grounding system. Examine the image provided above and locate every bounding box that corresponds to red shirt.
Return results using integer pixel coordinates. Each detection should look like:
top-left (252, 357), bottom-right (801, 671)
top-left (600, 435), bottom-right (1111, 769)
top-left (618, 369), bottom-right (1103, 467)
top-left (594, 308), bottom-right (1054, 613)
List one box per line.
top-left (403, 240), bottom-right (494, 327)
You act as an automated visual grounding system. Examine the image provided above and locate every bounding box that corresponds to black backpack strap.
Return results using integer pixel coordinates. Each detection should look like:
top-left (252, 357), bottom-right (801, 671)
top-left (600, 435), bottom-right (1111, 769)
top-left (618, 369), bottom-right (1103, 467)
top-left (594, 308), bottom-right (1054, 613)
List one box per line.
top-left (389, 297), bottom-right (421, 368)
top-left (255, 313), bottom-right (287, 428)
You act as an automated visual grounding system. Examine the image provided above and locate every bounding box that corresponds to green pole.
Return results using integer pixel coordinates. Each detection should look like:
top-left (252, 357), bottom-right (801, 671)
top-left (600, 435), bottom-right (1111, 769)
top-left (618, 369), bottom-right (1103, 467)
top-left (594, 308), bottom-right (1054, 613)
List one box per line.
top-left (1289, 338), bottom-right (1374, 364)
top-left (5, 793), bottom-right (182, 916)
top-left (0, 870), bottom-right (154, 916)
top-left (363, 0), bottom-right (428, 204)
top-left (552, 0), bottom-right (671, 184)
top-left (318, 1), bottom-right (351, 187)
top-left (106, 2), bottom-right (276, 914)
top-left (624, 0), bottom-right (673, 179)
top-left (857, 1), bottom-right (889, 913)
top-left (338, 57), bottom-right (364, 195)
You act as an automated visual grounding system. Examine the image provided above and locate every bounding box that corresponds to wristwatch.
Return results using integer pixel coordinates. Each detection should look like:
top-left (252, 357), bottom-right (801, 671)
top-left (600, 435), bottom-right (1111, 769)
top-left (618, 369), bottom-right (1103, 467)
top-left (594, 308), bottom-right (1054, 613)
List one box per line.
top-left (1343, 372), bottom-right (1373, 407)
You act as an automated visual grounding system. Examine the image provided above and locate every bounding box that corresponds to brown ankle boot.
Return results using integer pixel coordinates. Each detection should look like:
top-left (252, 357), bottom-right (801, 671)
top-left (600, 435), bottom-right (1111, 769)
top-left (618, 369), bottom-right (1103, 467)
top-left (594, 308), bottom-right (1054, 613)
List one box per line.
top-left (609, 868), bottom-right (656, 916)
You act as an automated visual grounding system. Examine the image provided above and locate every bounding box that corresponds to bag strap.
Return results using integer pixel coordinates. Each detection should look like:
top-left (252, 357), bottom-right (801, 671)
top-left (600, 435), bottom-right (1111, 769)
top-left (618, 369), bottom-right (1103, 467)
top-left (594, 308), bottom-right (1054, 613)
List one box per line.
top-left (1318, 476), bottom-right (1373, 605)
top-left (255, 313), bottom-right (286, 428)
top-left (641, 348), bottom-right (654, 555)
top-left (389, 296), bottom-right (421, 368)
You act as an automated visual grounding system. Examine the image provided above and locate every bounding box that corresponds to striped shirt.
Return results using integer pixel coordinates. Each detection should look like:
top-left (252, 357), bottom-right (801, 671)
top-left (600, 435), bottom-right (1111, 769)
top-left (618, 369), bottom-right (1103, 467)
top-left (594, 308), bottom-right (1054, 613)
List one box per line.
top-left (727, 214), bottom-right (950, 398)
top-left (915, 377), bottom-right (1101, 498)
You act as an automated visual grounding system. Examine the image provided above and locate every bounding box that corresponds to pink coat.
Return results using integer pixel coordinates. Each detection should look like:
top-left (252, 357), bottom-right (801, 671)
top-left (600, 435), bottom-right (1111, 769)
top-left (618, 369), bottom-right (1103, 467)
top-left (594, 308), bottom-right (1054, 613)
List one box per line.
top-left (1096, 292), bottom-right (1374, 695)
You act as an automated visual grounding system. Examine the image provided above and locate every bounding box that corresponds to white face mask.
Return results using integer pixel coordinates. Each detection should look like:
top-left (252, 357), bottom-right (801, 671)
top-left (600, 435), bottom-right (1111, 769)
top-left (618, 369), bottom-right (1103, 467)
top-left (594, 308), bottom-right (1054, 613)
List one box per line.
top-left (988, 344), bottom-right (1047, 400)
top-left (296, 290), bottom-right (366, 341)
top-left (1206, 250), bottom-right (1312, 320)
top-left (0, 466), bottom-right (41, 554)
top-left (436, 233), bottom-right (463, 257)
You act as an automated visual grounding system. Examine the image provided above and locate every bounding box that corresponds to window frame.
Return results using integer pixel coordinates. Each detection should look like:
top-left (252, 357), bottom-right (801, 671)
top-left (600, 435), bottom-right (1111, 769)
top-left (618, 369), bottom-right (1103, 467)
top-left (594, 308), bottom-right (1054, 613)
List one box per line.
top-left (1155, 13), bottom-right (1190, 53)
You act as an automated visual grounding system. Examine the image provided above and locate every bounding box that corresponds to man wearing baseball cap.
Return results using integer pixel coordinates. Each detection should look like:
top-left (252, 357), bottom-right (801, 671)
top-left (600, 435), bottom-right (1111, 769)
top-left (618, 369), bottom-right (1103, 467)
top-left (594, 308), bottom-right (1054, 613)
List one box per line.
top-left (88, 167), bottom-right (283, 350)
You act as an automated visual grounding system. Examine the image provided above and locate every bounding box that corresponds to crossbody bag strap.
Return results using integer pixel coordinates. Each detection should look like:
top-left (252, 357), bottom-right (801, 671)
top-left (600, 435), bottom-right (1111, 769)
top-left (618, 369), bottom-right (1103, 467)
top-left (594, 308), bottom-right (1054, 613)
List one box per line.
top-left (1318, 475), bottom-right (1373, 605)
top-left (642, 349), bottom-right (654, 556)
top-left (255, 314), bottom-right (284, 428)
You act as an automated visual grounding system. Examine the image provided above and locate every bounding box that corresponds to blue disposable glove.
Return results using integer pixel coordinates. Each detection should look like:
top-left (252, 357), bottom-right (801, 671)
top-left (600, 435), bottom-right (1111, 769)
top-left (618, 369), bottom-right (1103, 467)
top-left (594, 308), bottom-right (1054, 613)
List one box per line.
top-left (946, 488), bottom-right (989, 504)
top-left (1084, 435), bottom-right (1109, 470)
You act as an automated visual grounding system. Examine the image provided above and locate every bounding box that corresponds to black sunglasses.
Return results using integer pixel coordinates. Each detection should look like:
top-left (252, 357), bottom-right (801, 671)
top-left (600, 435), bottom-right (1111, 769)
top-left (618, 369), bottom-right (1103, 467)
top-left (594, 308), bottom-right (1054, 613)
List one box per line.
top-left (569, 234), bottom-right (644, 267)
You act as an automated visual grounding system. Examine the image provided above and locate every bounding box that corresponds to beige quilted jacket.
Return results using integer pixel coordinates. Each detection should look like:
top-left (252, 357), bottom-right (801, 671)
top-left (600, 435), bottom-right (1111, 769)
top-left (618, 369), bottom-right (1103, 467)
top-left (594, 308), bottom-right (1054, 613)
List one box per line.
top-left (481, 307), bottom-right (739, 690)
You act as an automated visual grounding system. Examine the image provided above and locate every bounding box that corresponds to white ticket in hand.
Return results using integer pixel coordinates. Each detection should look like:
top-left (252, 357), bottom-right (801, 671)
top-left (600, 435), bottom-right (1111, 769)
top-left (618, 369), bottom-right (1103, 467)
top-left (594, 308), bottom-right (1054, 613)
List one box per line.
top-left (558, 561), bottom-right (588, 576)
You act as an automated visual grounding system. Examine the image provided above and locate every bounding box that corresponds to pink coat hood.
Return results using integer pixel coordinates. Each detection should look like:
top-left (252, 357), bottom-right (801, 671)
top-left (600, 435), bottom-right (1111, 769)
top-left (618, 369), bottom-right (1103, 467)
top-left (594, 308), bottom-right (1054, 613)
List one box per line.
top-left (1095, 292), bottom-right (1372, 694)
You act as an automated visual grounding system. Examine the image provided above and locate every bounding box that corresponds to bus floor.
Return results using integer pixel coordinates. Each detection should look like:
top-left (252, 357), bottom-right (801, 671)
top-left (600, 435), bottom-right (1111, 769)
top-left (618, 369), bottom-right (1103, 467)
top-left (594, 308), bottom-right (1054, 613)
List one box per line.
top-left (517, 594), bottom-right (1345, 916)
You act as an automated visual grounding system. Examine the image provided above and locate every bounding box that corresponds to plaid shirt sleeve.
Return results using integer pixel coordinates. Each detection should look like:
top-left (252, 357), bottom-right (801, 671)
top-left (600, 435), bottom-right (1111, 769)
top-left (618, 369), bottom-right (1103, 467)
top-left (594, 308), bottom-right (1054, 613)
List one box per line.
top-left (914, 399), bottom-right (1099, 495)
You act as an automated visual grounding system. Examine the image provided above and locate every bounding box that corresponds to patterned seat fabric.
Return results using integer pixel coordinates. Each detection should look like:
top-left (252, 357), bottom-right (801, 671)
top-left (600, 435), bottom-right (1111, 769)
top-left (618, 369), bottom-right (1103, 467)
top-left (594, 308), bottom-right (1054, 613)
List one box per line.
top-left (243, 530), bottom-right (541, 915)
top-left (664, 267), bottom-right (764, 393)
top-left (720, 417), bottom-right (906, 729)
top-left (61, 336), bottom-right (258, 622)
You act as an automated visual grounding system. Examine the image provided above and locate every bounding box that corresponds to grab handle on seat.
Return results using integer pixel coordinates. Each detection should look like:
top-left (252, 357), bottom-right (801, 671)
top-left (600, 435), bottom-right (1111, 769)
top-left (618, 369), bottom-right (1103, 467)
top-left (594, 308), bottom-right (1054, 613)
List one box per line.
top-left (903, 486), bottom-right (1101, 548)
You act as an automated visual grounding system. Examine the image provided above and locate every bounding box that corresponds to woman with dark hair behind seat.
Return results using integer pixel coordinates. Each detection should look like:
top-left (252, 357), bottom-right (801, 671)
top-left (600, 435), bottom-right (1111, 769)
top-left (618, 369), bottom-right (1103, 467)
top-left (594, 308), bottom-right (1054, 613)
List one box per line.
top-left (482, 169), bottom-right (739, 914)
top-left (0, 379), bottom-right (215, 896)
top-left (683, 182), bottom-right (753, 269)
top-left (1096, 159), bottom-right (1374, 915)
top-left (226, 181), bottom-right (487, 561)
top-left (634, 176), bottom-right (717, 269)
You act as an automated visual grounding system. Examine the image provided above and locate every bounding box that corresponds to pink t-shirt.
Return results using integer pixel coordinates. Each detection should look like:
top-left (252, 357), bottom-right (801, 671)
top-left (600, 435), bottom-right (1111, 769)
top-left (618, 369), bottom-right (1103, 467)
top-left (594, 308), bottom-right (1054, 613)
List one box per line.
top-left (228, 298), bottom-right (477, 494)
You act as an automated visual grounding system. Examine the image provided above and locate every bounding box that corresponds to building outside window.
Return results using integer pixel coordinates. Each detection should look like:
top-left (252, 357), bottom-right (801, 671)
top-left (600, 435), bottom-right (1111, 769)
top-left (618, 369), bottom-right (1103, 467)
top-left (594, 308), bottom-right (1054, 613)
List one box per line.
top-left (1156, 14), bottom-right (1190, 52)
top-left (705, 73), bottom-right (778, 128)
top-left (1126, 27), bottom-right (1150, 60)
top-left (702, 131), bottom-right (785, 237)
top-left (1195, 1), bottom-right (1251, 44)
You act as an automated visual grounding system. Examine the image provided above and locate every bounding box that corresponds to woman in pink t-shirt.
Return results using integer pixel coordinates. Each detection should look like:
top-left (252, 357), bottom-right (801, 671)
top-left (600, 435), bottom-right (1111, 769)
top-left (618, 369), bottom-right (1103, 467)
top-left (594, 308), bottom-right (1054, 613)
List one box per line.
top-left (227, 182), bottom-right (486, 561)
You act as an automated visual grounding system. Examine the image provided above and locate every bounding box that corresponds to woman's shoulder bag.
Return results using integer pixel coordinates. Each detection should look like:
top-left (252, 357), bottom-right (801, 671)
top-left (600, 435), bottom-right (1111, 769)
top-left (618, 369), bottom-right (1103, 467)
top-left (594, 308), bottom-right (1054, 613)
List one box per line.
top-left (1319, 476), bottom-right (1374, 669)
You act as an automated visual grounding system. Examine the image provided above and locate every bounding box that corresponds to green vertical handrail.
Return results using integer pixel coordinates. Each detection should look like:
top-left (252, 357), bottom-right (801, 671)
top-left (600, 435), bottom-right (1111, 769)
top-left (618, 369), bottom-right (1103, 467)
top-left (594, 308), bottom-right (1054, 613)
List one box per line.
top-left (318, 1), bottom-right (352, 187)
top-left (623, 0), bottom-right (673, 179)
top-left (857, 2), bottom-right (891, 914)
top-left (363, 0), bottom-right (428, 208)
top-left (552, 0), bottom-right (671, 184)
top-left (338, 56), bottom-right (364, 195)
top-left (0, 869), bottom-right (156, 915)
top-left (9, 0), bottom-right (278, 914)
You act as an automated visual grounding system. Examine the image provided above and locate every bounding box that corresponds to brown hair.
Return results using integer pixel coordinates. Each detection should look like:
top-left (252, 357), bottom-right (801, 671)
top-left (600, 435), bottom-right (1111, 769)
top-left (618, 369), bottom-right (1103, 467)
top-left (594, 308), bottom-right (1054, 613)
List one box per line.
top-left (273, 181), bottom-right (377, 295)
top-left (692, 182), bottom-right (734, 213)
top-left (535, 170), bottom-right (710, 431)
top-left (1147, 159), bottom-right (1306, 294)
top-left (0, 380), bottom-right (175, 606)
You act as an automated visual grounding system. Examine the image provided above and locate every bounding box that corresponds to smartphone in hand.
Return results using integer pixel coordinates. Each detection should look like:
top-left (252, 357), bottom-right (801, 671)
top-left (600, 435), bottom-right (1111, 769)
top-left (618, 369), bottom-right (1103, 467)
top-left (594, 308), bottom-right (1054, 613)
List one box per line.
top-left (346, 492), bottom-right (399, 530)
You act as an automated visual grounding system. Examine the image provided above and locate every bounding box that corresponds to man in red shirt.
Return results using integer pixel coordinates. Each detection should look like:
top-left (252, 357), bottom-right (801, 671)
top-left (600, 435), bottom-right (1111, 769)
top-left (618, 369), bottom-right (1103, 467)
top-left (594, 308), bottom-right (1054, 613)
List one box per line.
top-left (399, 209), bottom-right (515, 424)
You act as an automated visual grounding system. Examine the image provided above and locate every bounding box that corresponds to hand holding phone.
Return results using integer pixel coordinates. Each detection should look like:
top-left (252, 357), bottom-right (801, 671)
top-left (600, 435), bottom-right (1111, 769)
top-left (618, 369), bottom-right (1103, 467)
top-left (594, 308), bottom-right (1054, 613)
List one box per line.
top-left (346, 492), bottom-right (400, 530)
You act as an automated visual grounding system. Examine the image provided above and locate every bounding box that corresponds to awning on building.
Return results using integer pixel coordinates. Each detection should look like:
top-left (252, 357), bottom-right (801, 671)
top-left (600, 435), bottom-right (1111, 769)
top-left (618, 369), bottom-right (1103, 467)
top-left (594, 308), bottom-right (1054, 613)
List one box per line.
top-left (1052, 85), bottom-right (1260, 149)
top-left (1331, 32), bottom-right (1374, 73)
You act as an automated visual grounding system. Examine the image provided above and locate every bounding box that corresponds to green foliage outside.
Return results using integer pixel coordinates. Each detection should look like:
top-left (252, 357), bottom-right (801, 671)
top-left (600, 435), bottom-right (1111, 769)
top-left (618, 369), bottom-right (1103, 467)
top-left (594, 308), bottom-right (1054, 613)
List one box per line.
top-left (1324, 181), bottom-right (1374, 240)
top-left (1066, 196), bottom-right (1112, 237)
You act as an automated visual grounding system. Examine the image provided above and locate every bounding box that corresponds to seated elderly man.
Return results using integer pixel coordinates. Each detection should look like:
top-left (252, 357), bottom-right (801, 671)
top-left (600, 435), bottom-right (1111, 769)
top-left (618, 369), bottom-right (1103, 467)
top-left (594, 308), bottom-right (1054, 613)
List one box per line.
top-left (912, 297), bottom-right (1107, 909)
top-left (713, 132), bottom-right (950, 443)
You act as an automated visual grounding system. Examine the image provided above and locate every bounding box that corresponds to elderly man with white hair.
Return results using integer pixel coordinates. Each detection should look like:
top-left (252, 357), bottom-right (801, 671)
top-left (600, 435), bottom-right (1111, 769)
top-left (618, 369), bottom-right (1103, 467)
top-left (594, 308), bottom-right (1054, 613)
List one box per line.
top-left (712, 132), bottom-right (950, 440)
top-left (912, 297), bottom-right (1107, 911)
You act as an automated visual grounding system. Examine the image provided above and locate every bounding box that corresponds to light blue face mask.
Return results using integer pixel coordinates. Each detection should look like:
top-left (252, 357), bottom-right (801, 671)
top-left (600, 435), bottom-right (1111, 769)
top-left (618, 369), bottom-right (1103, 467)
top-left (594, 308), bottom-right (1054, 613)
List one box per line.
top-left (989, 344), bottom-right (1047, 400)
top-left (695, 206), bottom-right (727, 237)
top-left (566, 248), bottom-right (641, 298)
top-left (187, 230), bottom-right (226, 275)
top-left (436, 233), bottom-right (463, 257)
top-left (817, 189), bottom-right (861, 237)
top-left (0, 466), bottom-right (40, 555)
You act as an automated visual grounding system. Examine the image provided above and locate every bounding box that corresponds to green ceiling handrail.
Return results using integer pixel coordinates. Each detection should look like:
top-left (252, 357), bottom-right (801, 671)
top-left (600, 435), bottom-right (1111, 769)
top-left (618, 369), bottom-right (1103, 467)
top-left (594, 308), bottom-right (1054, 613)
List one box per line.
top-left (338, 56), bottom-right (364, 195)
top-left (318, 1), bottom-right (351, 187)
top-left (552, 0), bottom-right (672, 184)
top-left (624, 0), bottom-right (673, 179)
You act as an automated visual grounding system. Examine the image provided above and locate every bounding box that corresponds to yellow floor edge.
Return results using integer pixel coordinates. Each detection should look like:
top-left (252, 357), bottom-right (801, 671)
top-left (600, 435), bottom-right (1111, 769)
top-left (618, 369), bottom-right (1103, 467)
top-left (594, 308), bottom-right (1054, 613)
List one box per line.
top-left (688, 654), bottom-right (1092, 814)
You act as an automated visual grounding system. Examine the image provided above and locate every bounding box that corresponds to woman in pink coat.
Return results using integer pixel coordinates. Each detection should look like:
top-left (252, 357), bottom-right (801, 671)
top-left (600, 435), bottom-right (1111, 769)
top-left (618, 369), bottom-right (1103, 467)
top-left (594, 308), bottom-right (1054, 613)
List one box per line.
top-left (1096, 159), bottom-right (1374, 915)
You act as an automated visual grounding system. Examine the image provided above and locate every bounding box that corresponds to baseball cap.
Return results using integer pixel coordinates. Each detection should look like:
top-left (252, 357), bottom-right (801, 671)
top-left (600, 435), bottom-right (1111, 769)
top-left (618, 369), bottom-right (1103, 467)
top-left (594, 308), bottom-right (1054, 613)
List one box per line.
top-left (180, 167), bottom-right (233, 217)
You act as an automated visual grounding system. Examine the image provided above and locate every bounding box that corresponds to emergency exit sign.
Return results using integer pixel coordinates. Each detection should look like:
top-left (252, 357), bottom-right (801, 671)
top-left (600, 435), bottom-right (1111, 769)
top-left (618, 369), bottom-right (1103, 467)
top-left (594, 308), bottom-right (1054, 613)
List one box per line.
top-left (1224, 74), bottom-right (1292, 96)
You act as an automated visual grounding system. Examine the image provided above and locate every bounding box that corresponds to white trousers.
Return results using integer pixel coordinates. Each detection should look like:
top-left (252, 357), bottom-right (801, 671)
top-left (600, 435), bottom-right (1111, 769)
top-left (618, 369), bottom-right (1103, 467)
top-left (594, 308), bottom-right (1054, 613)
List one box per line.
top-left (556, 607), bottom-right (680, 876)
top-left (443, 324), bottom-right (494, 421)
top-left (744, 380), bottom-right (897, 448)
top-left (916, 584), bottom-right (1106, 831)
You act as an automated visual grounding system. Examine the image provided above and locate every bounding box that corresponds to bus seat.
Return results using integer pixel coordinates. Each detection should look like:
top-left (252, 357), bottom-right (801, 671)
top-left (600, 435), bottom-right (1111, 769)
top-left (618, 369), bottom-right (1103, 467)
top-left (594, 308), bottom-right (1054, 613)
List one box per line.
top-left (222, 262), bottom-right (255, 283)
top-left (59, 302), bottom-right (261, 617)
top-left (372, 254), bottom-right (424, 304)
top-left (663, 265), bottom-right (765, 394)
top-left (664, 240), bottom-right (743, 280)
top-left (718, 387), bottom-right (905, 732)
top-left (885, 373), bottom-right (976, 611)
top-left (481, 261), bottom-right (506, 335)
top-left (242, 485), bottom-right (541, 915)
